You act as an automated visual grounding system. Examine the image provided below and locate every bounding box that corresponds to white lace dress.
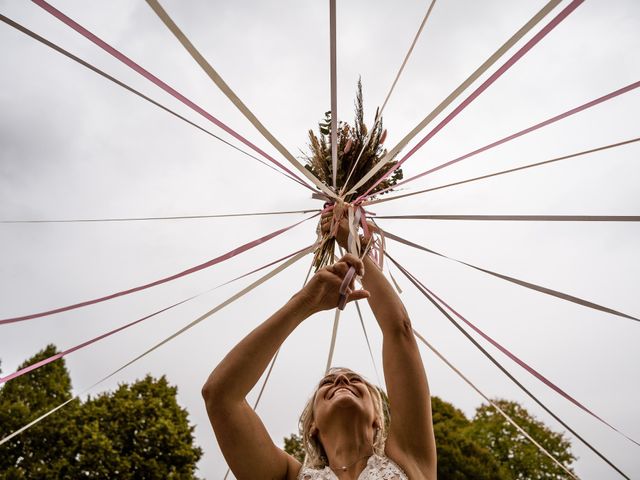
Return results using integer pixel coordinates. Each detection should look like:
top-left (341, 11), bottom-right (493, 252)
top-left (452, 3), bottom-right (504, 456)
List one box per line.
top-left (297, 454), bottom-right (408, 480)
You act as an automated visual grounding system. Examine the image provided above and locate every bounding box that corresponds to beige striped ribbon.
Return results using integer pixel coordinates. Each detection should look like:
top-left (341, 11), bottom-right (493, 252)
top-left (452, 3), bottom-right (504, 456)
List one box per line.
top-left (145, 0), bottom-right (338, 199)
top-left (413, 329), bottom-right (578, 479)
top-left (345, 0), bottom-right (562, 195)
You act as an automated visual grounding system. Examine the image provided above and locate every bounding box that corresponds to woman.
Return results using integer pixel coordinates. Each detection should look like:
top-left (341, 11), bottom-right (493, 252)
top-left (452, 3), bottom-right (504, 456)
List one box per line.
top-left (202, 215), bottom-right (436, 479)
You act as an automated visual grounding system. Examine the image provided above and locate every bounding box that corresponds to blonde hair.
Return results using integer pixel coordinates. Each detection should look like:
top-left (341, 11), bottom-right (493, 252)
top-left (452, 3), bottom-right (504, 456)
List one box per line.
top-left (298, 368), bottom-right (388, 469)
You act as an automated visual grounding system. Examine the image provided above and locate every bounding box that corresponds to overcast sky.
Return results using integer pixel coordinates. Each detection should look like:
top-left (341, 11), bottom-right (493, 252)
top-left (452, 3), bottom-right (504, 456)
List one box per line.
top-left (1, 0), bottom-right (639, 478)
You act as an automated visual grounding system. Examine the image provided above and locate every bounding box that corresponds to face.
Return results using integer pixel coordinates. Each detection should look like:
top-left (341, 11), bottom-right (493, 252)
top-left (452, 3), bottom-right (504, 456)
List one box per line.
top-left (311, 368), bottom-right (377, 432)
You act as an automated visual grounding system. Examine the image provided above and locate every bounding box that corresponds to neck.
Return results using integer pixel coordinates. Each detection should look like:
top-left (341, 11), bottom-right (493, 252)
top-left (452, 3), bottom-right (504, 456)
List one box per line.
top-left (319, 418), bottom-right (375, 478)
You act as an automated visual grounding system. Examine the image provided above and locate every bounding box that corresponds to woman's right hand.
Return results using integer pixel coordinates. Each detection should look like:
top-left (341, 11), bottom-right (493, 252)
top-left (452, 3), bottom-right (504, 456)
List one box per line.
top-left (295, 253), bottom-right (369, 314)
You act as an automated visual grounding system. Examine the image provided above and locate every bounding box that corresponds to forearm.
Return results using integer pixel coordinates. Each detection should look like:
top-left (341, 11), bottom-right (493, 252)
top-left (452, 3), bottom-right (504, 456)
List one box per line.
top-left (361, 255), bottom-right (410, 333)
top-left (203, 292), bottom-right (314, 404)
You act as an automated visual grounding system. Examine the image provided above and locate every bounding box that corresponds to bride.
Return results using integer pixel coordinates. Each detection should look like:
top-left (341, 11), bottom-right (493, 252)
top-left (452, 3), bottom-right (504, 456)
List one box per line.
top-left (202, 215), bottom-right (436, 479)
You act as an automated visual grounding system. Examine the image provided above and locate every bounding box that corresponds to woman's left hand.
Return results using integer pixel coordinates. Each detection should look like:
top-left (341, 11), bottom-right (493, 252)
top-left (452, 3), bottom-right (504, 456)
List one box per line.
top-left (295, 253), bottom-right (370, 314)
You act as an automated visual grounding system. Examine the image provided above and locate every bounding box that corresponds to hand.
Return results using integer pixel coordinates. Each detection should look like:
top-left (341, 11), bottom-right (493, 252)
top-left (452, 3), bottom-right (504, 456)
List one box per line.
top-left (320, 208), bottom-right (378, 251)
top-left (296, 254), bottom-right (370, 314)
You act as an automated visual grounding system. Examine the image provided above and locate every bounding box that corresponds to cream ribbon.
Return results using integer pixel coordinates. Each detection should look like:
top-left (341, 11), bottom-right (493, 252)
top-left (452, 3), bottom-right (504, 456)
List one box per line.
top-left (325, 309), bottom-right (342, 373)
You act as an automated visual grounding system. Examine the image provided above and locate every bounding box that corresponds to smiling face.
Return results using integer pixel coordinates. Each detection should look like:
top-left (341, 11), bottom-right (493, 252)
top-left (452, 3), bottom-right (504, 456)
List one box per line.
top-left (312, 369), bottom-right (376, 421)
top-left (298, 368), bottom-right (388, 467)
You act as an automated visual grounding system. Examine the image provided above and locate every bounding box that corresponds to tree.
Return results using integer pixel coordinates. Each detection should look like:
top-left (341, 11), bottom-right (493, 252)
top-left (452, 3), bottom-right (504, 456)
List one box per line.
top-left (0, 345), bottom-right (202, 479)
top-left (431, 396), bottom-right (511, 480)
top-left (0, 344), bottom-right (80, 479)
top-left (283, 433), bottom-right (305, 463)
top-left (468, 399), bottom-right (576, 479)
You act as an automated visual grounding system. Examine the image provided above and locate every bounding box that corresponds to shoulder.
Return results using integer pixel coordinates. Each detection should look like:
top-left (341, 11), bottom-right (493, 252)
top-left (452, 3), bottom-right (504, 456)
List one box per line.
top-left (285, 455), bottom-right (304, 480)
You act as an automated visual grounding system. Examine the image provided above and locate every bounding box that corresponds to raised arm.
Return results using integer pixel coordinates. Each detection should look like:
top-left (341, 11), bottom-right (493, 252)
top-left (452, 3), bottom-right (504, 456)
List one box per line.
top-left (361, 254), bottom-right (436, 476)
top-left (324, 214), bottom-right (437, 478)
top-left (201, 254), bottom-right (368, 480)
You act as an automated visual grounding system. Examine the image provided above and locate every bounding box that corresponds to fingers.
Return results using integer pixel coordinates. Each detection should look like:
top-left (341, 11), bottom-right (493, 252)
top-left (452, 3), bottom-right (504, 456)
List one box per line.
top-left (337, 253), bottom-right (365, 276)
top-left (326, 261), bottom-right (350, 278)
top-left (320, 212), bottom-right (339, 236)
top-left (346, 288), bottom-right (370, 304)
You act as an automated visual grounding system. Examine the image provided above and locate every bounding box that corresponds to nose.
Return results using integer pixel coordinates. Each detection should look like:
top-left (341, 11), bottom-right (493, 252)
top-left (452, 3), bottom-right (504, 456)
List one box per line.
top-left (334, 373), bottom-right (350, 385)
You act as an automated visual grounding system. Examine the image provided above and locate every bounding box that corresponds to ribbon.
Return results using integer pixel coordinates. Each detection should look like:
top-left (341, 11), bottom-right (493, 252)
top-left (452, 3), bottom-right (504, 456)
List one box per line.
top-left (344, 0), bottom-right (564, 196)
top-left (410, 272), bottom-right (640, 448)
top-left (0, 249), bottom-right (309, 446)
top-left (357, 0), bottom-right (586, 200)
top-left (388, 254), bottom-right (630, 479)
top-left (144, 0), bottom-right (337, 199)
top-left (382, 228), bottom-right (640, 323)
top-left (367, 137), bottom-right (640, 205)
top-left (374, 214), bottom-right (640, 222)
top-left (0, 245), bottom-right (314, 385)
top-left (329, 0), bottom-right (338, 190)
top-left (413, 329), bottom-right (578, 479)
top-left (325, 309), bottom-right (342, 373)
top-left (355, 0), bottom-right (585, 200)
top-left (354, 301), bottom-right (382, 385)
top-left (379, 0), bottom-right (437, 115)
top-left (337, 267), bottom-right (356, 311)
top-left (0, 214), bottom-right (317, 324)
top-left (0, 15), bottom-right (303, 186)
top-left (376, 81), bottom-right (640, 195)
top-left (339, 0), bottom-right (438, 195)
top-left (0, 209), bottom-right (320, 224)
top-left (31, 0), bottom-right (315, 193)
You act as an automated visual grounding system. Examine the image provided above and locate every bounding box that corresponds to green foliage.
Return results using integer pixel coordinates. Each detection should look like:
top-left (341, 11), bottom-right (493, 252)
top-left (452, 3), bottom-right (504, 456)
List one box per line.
top-left (0, 346), bottom-right (202, 479)
top-left (431, 397), bottom-right (511, 480)
top-left (0, 345), bottom-right (80, 480)
top-left (283, 433), bottom-right (305, 463)
top-left (468, 399), bottom-right (576, 479)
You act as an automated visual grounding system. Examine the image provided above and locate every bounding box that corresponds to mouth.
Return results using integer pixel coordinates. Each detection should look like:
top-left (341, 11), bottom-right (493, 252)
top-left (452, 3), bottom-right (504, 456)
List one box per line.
top-left (329, 386), bottom-right (357, 399)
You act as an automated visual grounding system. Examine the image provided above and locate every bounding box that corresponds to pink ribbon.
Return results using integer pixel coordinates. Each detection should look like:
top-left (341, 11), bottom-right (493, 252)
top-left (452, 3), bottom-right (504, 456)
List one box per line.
top-left (377, 80), bottom-right (640, 195)
top-left (0, 245), bottom-right (312, 385)
top-left (337, 266), bottom-right (356, 310)
top-left (391, 255), bottom-right (640, 449)
top-left (31, 0), bottom-right (313, 192)
top-left (0, 214), bottom-right (317, 324)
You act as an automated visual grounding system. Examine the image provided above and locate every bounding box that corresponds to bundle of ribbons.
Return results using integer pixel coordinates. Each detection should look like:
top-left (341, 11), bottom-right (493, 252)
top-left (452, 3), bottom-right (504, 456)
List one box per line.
top-left (306, 81), bottom-right (402, 281)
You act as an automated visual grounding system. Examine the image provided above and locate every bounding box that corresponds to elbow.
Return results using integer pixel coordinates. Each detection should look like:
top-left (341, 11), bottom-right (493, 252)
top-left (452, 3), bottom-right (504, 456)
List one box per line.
top-left (201, 369), bottom-right (224, 409)
top-left (387, 309), bottom-right (414, 338)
